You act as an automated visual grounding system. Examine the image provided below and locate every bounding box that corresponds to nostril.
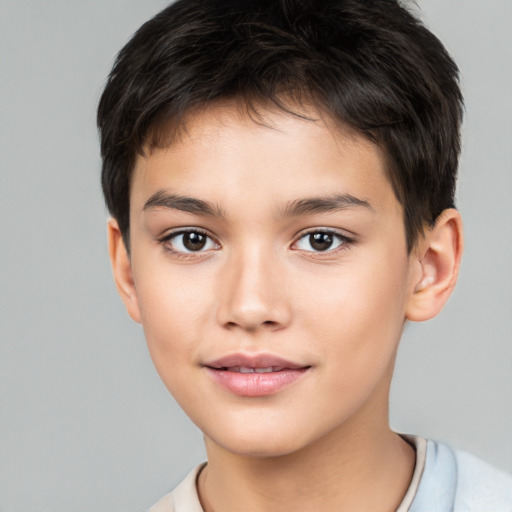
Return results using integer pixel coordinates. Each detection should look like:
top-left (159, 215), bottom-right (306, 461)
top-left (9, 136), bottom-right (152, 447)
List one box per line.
top-left (223, 319), bottom-right (279, 331)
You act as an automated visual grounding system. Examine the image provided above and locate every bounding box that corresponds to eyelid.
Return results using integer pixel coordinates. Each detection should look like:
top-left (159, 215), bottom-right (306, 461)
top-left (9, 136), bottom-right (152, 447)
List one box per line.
top-left (291, 228), bottom-right (355, 253)
top-left (157, 226), bottom-right (354, 256)
top-left (159, 226), bottom-right (211, 240)
top-left (158, 227), bottom-right (221, 254)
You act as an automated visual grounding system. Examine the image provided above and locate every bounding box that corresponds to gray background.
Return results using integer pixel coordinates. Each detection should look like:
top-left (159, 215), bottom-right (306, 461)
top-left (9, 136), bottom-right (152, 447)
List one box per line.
top-left (0, 0), bottom-right (510, 510)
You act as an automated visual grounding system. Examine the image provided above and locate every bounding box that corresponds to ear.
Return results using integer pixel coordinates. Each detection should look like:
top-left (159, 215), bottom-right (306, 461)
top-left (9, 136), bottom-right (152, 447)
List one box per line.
top-left (107, 218), bottom-right (141, 323)
top-left (405, 208), bottom-right (463, 322)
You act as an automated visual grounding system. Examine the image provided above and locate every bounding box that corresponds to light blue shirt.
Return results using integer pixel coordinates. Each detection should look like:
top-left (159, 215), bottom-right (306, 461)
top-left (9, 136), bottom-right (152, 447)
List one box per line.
top-left (410, 439), bottom-right (512, 511)
top-left (150, 438), bottom-right (512, 511)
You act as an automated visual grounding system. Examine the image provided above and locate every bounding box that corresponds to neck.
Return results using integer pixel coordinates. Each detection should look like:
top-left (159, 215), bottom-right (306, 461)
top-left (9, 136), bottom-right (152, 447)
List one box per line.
top-left (197, 386), bottom-right (415, 512)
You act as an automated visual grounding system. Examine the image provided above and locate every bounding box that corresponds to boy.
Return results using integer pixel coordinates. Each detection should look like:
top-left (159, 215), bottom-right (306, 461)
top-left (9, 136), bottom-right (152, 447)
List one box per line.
top-left (97, 0), bottom-right (512, 510)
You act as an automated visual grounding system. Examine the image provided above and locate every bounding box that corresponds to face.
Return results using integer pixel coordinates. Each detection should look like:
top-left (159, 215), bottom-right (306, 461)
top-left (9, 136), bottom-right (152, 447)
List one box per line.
top-left (124, 104), bottom-right (419, 457)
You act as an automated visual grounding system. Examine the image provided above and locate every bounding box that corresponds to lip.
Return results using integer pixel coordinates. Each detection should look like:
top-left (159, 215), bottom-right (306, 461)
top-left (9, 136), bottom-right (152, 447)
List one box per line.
top-left (204, 353), bottom-right (310, 397)
top-left (206, 353), bottom-right (306, 370)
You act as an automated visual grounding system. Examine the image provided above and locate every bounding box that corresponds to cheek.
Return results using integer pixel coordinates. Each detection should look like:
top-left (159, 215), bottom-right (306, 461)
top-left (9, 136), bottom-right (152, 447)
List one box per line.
top-left (286, 259), bottom-right (408, 428)
top-left (132, 261), bottom-right (215, 384)
top-left (297, 249), bottom-right (409, 371)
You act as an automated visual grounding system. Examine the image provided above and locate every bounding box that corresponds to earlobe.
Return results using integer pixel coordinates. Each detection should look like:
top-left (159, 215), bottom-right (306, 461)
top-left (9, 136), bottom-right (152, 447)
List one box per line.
top-left (107, 218), bottom-right (142, 323)
top-left (405, 209), bottom-right (463, 322)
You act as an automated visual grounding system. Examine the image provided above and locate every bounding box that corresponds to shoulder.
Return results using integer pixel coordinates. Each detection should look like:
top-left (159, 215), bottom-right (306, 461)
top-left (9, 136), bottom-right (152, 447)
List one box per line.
top-left (148, 492), bottom-right (174, 512)
top-left (411, 438), bottom-right (512, 512)
top-left (148, 463), bottom-right (206, 512)
top-left (453, 447), bottom-right (512, 510)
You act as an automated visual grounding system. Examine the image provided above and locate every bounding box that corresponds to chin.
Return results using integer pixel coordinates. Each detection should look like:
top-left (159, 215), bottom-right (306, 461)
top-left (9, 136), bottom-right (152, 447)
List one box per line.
top-left (217, 434), bottom-right (305, 458)
top-left (201, 416), bottom-right (319, 459)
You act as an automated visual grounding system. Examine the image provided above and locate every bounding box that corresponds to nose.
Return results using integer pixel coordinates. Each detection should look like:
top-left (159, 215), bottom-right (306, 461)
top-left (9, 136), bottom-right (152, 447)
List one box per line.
top-left (216, 246), bottom-right (292, 333)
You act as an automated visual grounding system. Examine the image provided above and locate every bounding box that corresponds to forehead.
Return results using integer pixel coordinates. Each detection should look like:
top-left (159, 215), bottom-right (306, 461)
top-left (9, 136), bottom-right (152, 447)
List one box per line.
top-left (130, 103), bottom-right (399, 219)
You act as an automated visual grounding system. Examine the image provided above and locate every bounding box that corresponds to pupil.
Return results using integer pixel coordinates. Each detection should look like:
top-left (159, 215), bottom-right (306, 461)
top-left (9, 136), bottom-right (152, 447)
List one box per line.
top-left (310, 232), bottom-right (333, 251)
top-left (183, 232), bottom-right (206, 251)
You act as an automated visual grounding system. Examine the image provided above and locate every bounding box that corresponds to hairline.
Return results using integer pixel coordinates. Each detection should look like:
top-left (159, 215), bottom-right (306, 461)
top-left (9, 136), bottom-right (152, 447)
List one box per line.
top-left (121, 97), bottom-right (417, 253)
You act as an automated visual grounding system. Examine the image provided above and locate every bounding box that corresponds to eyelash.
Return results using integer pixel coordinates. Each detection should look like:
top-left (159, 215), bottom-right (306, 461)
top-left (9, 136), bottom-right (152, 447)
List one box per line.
top-left (158, 228), bottom-right (220, 259)
top-left (158, 228), bottom-right (354, 259)
top-left (292, 229), bottom-right (354, 256)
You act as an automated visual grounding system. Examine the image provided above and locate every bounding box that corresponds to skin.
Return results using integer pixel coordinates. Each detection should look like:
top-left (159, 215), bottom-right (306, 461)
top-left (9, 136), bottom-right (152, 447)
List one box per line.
top-left (109, 103), bottom-right (463, 512)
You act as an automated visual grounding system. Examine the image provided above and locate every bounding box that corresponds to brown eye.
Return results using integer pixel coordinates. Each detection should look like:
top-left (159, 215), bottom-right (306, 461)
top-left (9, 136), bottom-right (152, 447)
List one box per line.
top-left (163, 230), bottom-right (218, 253)
top-left (309, 233), bottom-right (334, 251)
top-left (183, 232), bottom-right (207, 251)
top-left (294, 231), bottom-right (347, 253)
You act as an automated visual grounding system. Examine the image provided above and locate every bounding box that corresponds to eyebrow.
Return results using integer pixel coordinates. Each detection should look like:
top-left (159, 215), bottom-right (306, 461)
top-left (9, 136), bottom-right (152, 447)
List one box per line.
top-left (143, 190), bottom-right (373, 219)
top-left (279, 194), bottom-right (374, 217)
top-left (143, 190), bottom-right (225, 217)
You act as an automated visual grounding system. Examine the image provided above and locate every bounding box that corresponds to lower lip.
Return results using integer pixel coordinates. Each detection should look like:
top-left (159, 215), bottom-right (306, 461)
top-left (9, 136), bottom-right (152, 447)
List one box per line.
top-left (206, 368), bottom-right (309, 397)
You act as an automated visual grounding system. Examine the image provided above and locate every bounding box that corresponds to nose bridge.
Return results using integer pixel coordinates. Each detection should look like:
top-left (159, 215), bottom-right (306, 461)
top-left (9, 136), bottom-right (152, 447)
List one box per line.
top-left (217, 241), bottom-right (290, 331)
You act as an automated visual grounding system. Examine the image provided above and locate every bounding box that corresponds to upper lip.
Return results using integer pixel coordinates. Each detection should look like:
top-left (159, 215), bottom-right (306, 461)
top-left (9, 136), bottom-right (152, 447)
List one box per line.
top-left (204, 353), bottom-right (308, 370)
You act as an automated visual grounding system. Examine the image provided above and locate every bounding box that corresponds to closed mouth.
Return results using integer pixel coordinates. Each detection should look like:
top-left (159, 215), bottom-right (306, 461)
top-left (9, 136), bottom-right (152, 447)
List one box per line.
top-left (205, 357), bottom-right (310, 396)
top-left (204, 353), bottom-right (309, 372)
top-left (210, 366), bottom-right (288, 373)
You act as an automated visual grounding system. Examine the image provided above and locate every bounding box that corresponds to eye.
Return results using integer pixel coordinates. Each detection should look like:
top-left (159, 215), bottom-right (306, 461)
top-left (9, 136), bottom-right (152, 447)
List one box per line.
top-left (161, 229), bottom-right (219, 253)
top-left (294, 231), bottom-right (348, 252)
